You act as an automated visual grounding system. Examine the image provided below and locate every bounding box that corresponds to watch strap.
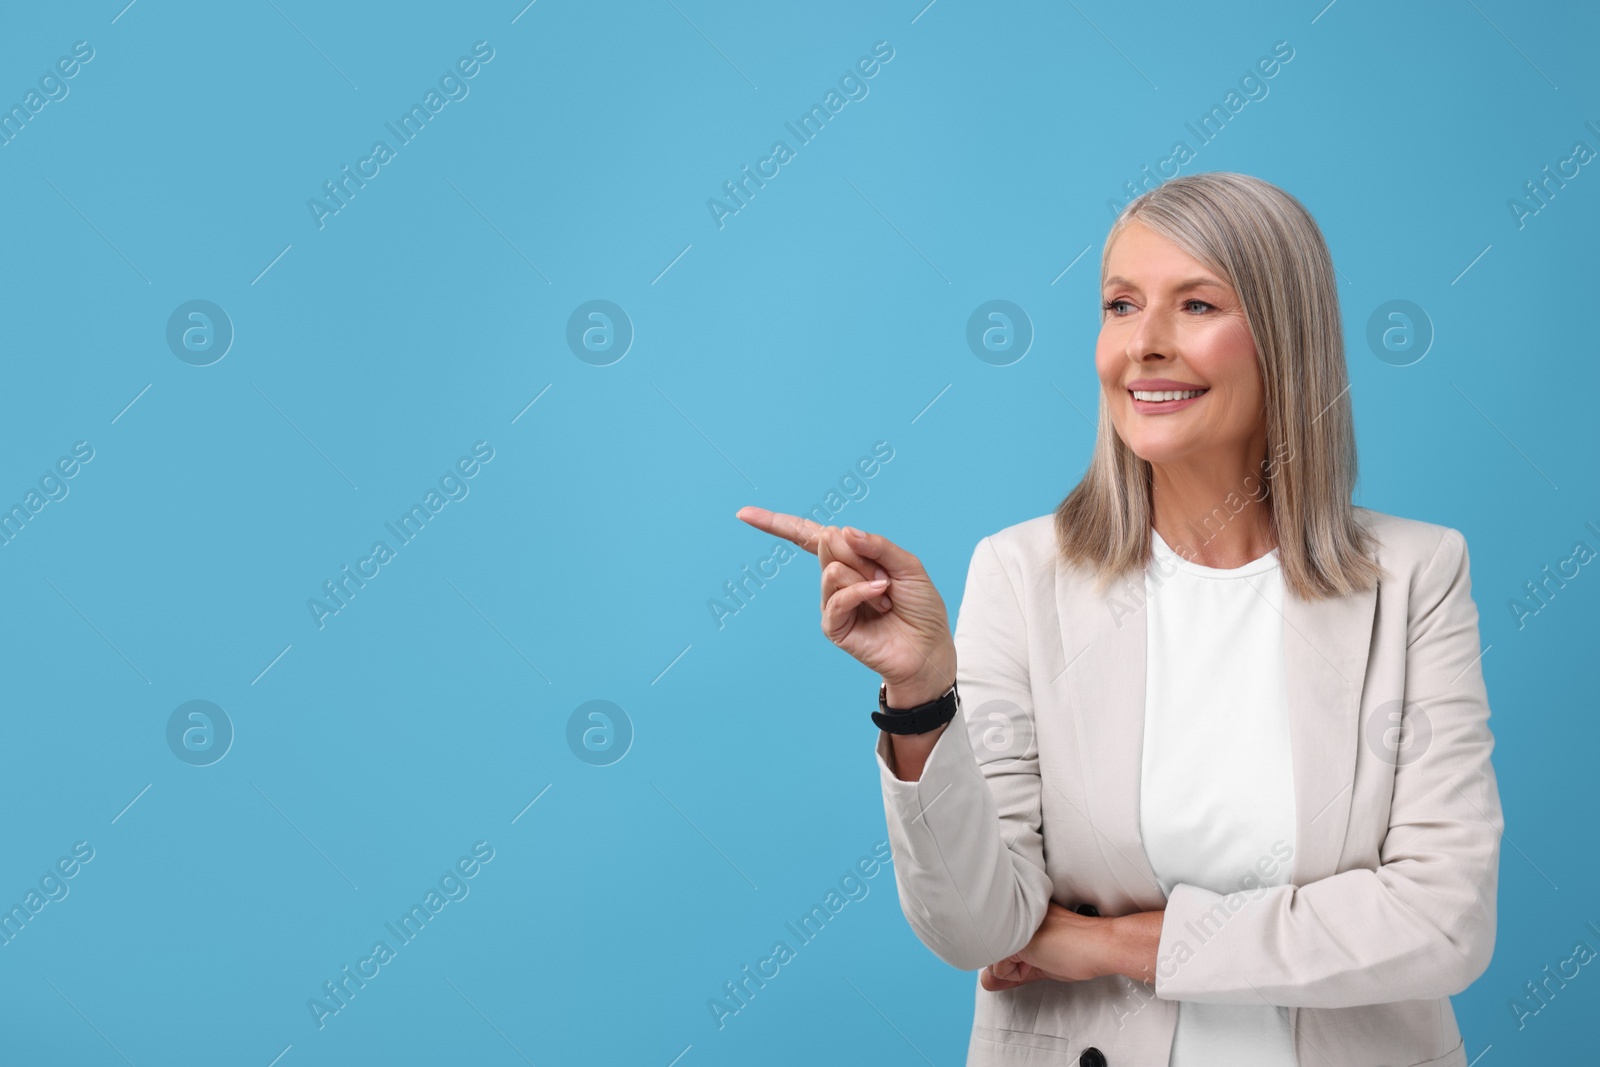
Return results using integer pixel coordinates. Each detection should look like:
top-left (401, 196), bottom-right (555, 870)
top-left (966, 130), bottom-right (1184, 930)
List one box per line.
top-left (872, 681), bottom-right (958, 735)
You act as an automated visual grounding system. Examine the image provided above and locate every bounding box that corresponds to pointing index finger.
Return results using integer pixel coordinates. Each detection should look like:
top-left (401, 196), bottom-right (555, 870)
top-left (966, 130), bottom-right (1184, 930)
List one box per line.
top-left (735, 505), bottom-right (823, 555)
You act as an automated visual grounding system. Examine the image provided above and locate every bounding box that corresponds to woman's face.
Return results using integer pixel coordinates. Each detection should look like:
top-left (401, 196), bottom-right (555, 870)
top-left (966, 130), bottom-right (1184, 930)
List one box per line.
top-left (1095, 220), bottom-right (1266, 471)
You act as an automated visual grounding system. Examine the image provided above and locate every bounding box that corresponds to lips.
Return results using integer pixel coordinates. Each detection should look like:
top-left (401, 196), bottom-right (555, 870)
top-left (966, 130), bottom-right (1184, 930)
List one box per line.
top-left (1125, 378), bottom-right (1209, 393)
top-left (1127, 387), bottom-right (1207, 414)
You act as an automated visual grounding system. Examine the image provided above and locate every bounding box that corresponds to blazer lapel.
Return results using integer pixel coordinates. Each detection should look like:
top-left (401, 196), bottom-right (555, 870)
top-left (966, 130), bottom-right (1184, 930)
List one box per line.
top-left (1056, 555), bottom-right (1378, 906)
top-left (1281, 580), bottom-right (1378, 885)
top-left (1056, 563), bottom-right (1165, 908)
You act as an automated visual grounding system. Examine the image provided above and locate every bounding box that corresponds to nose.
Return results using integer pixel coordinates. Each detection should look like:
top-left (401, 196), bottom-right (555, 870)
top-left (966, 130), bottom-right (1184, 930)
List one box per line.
top-left (1123, 304), bottom-right (1176, 367)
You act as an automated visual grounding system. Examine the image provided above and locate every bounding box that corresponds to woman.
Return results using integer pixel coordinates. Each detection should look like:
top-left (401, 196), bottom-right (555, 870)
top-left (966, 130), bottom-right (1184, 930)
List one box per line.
top-left (736, 171), bottom-right (1501, 1067)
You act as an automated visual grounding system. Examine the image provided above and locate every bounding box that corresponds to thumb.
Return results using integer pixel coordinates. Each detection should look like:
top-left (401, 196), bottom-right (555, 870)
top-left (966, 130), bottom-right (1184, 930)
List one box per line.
top-left (840, 526), bottom-right (922, 581)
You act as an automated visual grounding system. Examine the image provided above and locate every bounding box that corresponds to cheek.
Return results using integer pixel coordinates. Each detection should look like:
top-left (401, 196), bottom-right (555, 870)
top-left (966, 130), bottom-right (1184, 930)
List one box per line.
top-left (1191, 328), bottom-right (1257, 390)
top-left (1093, 336), bottom-right (1119, 382)
top-left (1220, 356), bottom-right (1262, 410)
top-left (1212, 321), bottom-right (1257, 368)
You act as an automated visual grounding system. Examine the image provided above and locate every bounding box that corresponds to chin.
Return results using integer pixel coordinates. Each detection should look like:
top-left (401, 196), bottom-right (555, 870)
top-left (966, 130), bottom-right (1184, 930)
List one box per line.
top-left (1116, 432), bottom-right (1179, 463)
top-left (1131, 440), bottom-right (1205, 468)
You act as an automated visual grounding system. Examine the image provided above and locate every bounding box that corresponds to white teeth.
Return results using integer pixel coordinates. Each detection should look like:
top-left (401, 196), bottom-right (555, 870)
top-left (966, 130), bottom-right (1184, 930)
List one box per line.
top-left (1132, 389), bottom-right (1206, 402)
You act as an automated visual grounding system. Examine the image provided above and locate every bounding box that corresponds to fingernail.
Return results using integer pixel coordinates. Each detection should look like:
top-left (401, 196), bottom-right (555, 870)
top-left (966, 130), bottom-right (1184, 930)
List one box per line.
top-left (868, 579), bottom-right (888, 589)
top-left (843, 526), bottom-right (861, 537)
top-left (873, 567), bottom-right (887, 582)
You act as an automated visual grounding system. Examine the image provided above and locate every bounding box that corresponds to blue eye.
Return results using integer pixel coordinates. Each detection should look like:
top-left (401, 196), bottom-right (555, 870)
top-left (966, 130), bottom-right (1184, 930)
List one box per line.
top-left (1101, 298), bottom-right (1214, 315)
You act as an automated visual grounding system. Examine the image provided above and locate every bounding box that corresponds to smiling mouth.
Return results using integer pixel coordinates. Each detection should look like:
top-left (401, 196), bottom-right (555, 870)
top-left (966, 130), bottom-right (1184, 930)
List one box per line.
top-left (1130, 388), bottom-right (1208, 403)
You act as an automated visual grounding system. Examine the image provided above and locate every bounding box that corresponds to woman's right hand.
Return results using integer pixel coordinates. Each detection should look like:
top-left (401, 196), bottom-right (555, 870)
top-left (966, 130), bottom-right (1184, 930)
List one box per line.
top-left (734, 506), bottom-right (957, 705)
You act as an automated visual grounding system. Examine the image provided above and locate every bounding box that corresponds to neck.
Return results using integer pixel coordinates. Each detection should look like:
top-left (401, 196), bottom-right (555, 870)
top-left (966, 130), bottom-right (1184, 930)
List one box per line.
top-left (1148, 452), bottom-right (1276, 569)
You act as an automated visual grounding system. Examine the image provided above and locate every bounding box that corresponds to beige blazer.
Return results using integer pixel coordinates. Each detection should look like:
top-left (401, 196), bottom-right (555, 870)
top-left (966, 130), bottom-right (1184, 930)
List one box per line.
top-left (875, 506), bottom-right (1502, 1067)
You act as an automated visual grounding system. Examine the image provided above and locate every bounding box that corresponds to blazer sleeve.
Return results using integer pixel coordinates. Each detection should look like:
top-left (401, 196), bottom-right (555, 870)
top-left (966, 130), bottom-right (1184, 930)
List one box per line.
top-left (1154, 526), bottom-right (1504, 1007)
top-left (872, 534), bottom-right (1053, 972)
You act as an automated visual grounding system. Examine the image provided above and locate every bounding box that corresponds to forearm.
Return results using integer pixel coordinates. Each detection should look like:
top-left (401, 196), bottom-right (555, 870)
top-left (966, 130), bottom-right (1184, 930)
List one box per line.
top-left (882, 677), bottom-right (954, 783)
top-left (1106, 910), bottom-right (1163, 984)
top-left (1002, 904), bottom-right (1164, 985)
top-left (883, 723), bottom-right (947, 782)
top-left (1153, 865), bottom-right (1497, 1006)
top-left (876, 712), bottom-right (1051, 971)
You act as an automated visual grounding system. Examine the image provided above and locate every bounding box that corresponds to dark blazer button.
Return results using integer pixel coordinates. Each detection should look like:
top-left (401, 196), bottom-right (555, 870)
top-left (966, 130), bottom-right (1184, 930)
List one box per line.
top-left (1074, 903), bottom-right (1100, 917)
top-left (1079, 1047), bottom-right (1107, 1067)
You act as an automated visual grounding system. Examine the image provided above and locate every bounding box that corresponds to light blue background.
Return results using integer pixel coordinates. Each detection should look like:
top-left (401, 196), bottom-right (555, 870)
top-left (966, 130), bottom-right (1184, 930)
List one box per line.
top-left (0, 1), bottom-right (1595, 1063)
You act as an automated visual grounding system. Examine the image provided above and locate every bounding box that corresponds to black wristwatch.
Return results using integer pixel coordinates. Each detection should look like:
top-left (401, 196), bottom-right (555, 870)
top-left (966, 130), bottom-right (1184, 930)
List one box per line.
top-left (872, 681), bottom-right (959, 735)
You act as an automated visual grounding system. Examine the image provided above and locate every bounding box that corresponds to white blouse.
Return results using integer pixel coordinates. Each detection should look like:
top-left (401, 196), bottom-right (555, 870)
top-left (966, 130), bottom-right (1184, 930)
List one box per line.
top-left (1140, 527), bottom-right (1298, 1065)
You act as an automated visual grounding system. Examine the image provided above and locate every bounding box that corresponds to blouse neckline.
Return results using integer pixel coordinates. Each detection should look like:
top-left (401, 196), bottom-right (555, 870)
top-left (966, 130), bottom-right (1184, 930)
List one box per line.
top-left (1150, 527), bottom-right (1281, 580)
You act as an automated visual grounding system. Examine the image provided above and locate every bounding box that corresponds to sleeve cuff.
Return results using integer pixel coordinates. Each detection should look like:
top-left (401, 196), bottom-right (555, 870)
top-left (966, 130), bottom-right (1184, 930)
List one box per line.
top-left (1154, 881), bottom-right (1309, 1001)
top-left (872, 717), bottom-right (982, 858)
top-left (1154, 882), bottom-right (1225, 998)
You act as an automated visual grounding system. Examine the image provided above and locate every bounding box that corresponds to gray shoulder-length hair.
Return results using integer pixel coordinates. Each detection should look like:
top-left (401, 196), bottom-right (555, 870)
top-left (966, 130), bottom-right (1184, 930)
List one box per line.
top-left (1055, 171), bottom-right (1381, 602)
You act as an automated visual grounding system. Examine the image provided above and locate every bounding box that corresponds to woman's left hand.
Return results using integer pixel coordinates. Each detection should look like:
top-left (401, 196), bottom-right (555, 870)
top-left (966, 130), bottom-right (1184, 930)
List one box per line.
top-left (979, 954), bottom-right (1062, 991)
top-left (980, 903), bottom-right (1164, 991)
top-left (979, 903), bottom-right (1109, 990)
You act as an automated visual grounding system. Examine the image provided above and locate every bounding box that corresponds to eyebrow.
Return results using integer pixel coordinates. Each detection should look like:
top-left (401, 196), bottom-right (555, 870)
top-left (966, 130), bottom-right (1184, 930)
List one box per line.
top-left (1102, 275), bottom-right (1227, 294)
